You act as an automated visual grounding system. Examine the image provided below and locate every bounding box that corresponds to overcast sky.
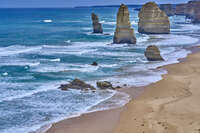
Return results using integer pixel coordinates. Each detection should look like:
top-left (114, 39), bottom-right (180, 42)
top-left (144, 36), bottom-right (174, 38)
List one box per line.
top-left (1, 0), bottom-right (190, 8)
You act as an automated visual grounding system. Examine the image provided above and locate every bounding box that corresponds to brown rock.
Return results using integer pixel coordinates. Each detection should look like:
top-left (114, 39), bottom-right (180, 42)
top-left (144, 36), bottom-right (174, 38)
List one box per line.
top-left (186, 1), bottom-right (200, 23)
top-left (91, 62), bottom-right (98, 66)
top-left (59, 79), bottom-right (96, 91)
top-left (91, 13), bottom-right (103, 33)
top-left (145, 45), bottom-right (164, 61)
top-left (113, 4), bottom-right (136, 44)
top-left (174, 1), bottom-right (200, 23)
top-left (193, 9), bottom-right (200, 23)
top-left (138, 2), bottom-right (170, 34)
top-left (175, 4), bottom-right (187, 15)
top-left (185, 1), bottom-right (196, 19)
top-left (160, 4), bottom-right (175, 16)
top-left (97, 81), bottom-right (114, 89)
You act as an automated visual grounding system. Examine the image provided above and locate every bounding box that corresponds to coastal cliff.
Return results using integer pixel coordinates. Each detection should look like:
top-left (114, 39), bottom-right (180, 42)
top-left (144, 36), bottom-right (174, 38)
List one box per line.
top-left (175, 4), bottom-right (187, 15)
top-left (113, 4), bottom-right (136, 44)
top-left (160, 4), bottom-right (175, 16)
top-left (185, 1), bottom-right (200, 23)
top-left (91, 13), bottom-right (103, 33)
top-left (138, 2), bottom-right (170, 34)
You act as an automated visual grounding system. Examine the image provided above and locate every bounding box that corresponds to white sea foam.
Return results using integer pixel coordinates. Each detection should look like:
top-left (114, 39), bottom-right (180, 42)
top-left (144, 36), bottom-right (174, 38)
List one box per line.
top-left (0, 60), bottom-right (40, 67)
top-left (43, 20), bottom-right (53, 23)
top-left (153, 34), bottom-right (199, 46)
top-left (50, 58), bottom-right (61, 62)
top-left (131, 20), bottom-right (137, 25)
top-left (102, 21), bottom-right (116, 25)
top-left (2, 72), bottom-right (8, 76)
top-left (41, 46), bottom-right (98, 56)
top-left (100, 64), bottom-right (118, 68)
top-left (64, 40), bottom-right (71, 43)
top-left (0, 82), bottom-right (59, 103)
top-left (29, 62), bottom-right (40, 67)
top-left (101, 68), bottom-right (167, 87)
top-left (0, 45), bottom-right (41, 57)
top-left (31, 63), bottom-right (100, 73)
top-left (137, 34), bottom-right (150, 43)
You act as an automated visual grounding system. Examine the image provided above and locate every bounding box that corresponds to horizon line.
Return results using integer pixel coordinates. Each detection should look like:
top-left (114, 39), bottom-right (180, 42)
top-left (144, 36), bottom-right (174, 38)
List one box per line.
top-left (0, 2), bottom-right (186, 9)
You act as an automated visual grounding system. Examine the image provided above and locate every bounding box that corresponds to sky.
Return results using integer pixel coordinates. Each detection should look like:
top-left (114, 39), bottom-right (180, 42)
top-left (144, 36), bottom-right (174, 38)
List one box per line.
top-left (0, 0), bottom-right (190, 8)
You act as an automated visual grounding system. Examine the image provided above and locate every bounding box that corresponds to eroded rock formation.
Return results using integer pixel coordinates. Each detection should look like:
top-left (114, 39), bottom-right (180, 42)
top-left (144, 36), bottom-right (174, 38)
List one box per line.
top-left (59, 79), bottom-right (96, 91)
top-left (138, 2), bottom-right (170, 34)
top-left (185, 1), bottom-right (200, 23)
top-left (91, 13), bottom-right (103, 33)
top-left (113, 4), bottom-right (136, 44)
top-left (193, 9), bottom-right (200, 23)
top-left (145, 45), bottom-right (164, 61)
top-left (97, 81), bottom-right (113, 89)
top-left (175, 4), bottom-right (187, 15)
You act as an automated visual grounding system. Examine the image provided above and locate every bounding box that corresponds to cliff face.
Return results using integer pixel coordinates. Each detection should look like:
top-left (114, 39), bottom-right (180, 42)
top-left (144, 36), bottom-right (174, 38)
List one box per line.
top-left (91, 13), bottom-right (103, 33)
top-left (160, 4), bottom-right (175, 16)
top-left (138, 2), bottom-right (170, 34)
top-left (174, 1), bottom-right (200, 23)
top-left (113, 4), bottom-right (136, 44)
top-left (193, 8), bottom-right (200, 23)
top-left (175, 4), bottom-right (187, 15)
top-left (185, 1), bottom-right (200, 23)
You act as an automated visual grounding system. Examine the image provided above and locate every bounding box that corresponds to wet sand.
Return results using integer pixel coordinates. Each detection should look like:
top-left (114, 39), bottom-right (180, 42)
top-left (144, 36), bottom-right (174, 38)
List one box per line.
top-left (44, 47), bottom-right (200, 133)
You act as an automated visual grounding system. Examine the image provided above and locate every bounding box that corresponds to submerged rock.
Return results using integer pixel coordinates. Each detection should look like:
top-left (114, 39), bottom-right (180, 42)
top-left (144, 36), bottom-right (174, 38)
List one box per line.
top-left (97, 81), bottom-right (114, 89)
top-left (91, 61), bottom-right (98, 66)
top-left (91, 13), bottom-right (103, 33)
top-left (160, 4), bottom-right (175, 16)
top-left (138, 2), bottom-right (170, 34)
top-left (59, 79), bottom-right (96, 91)
top-left (113, 4), bottom-right (136, 44)
top-left (145, 45), bottom-right (164, 61)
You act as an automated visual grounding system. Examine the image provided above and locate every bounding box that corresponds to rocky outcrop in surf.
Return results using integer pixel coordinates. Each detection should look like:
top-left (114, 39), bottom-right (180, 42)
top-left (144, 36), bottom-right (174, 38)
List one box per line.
top-left (59, 79), bottom-right (96, 91)
top-left (91, 13), bottom-right (103, 33)
top-left (138, 2), bottom-right (170, 34)
top-left (113, 4), bottom-right (136, 44)
top-left (160, 4), bottom-right (175, 16)
top-left (97, 81), bottom-right (114, 89)
top-left (91, 61), bottom-right (98, 66)
top-left (145, 45), bottom-right (164, 61)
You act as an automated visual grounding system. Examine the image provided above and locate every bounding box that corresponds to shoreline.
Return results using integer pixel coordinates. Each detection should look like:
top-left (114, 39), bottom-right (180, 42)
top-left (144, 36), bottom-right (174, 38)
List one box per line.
top-left (114, 46), bottom-right (200, 133)
top-left (37, 45), bottom-right (200, 133)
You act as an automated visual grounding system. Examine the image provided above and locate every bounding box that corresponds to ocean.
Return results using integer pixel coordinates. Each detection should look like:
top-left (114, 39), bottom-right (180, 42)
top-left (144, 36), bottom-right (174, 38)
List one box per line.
top-left (0, 7), bottom-right (200, 133)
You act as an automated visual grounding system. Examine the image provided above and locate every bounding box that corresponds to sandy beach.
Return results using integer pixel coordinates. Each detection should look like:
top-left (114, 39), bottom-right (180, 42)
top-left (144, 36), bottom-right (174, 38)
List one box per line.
top-left (43, 46), bottom-right (200, 133)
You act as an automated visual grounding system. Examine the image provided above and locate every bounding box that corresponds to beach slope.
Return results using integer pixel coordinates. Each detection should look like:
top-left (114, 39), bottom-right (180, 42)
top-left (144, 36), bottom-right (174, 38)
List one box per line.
top-left (114, 48), bottom-right (200, 133)
top-left (44, 48), bottom-right (200, 133)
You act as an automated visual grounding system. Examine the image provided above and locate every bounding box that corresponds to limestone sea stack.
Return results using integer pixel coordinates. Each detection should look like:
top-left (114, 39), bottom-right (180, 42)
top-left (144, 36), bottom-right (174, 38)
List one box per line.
top-left (113, 4), bottom-right (136, 44)
top-left (91, 13), bottom-right (103, 33)
top-left (145, 45), bottom-right (164, 61)
top-left (160, 4), bottom-right (175, 16)
top-left (138, 2), bottom-right (170, 34)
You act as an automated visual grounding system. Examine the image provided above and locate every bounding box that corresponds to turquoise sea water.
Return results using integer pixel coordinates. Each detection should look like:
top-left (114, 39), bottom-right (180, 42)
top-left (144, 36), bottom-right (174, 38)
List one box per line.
top-left (0, 7), bottom-right (200, 133)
